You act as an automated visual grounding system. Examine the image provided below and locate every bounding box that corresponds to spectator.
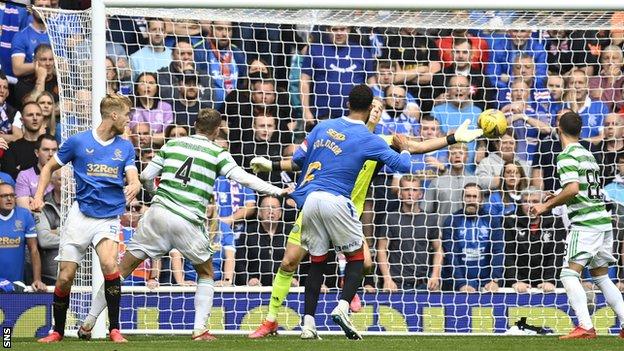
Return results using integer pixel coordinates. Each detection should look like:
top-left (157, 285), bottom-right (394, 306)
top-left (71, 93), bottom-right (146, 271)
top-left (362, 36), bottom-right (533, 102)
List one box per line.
top-left (485, 160), bottom-right (529, 216)
top-left (131, 72), bottom-right (173, 147)
top-left (235, 196), bottom-right (293, 287)
top-left (403, 116), bottom-right (448, 186)
top-left (31, 169), bottom-right (62, 285)
top-left (436, 29), bottom-right (490, 71)
top-left (157, 39), bottom-right (213, 102)
top-left (543, 28), bottom-right (574, 75)
top-left (424, 143), bottom-right (479, 227)
top-left (13, 44), bottom-right (59, 110)
top-left (589, 113), bottom-right (624, 187)
top-left (35, 91), bottom-right (57, 136)
top-left (301, 25), bottom-right (375, 125)
top-left (15, 134), bottom-right (57, 208)
top-left (376, 176), bottom-right (441, 291)
top-left (569, 29), bottom-right (611, 77)
top-left (442, 183), bottom-right (504, 292)
top-left (605, 152), bottom-right (624, 205)
top-left (130, 121), bottom-right (153, 160)
top-left (588, 45), bottom-right (624, 113)
top-left (539, 75), bottom-right (566, 121)
top-left (432, 37), bottom-right (496, 111)
top-left (0, 183), bottom-right (45, 292)
top-left (383, 27), bottom-right (441, 113)
top-left (497, 53), bottom-right (548, 106)
top-left (503, 187), bottom-right (567, 292)
top-left (194, 21), bottom-right (247, 109)
top-left (501, 79), bottom-right (553, 162)
top-left (105, 57), bottom-right (121, 95)
top-left (129, 18), bottom-right (172, 80)
top-left (240, 114), bottom-right (289, 185)
top-left (431, 74), bottom-right (482, 133)
top-left (163, 124), bottom-right (189, 143)
top-left (225, 77), bottom-right (292, 154)
top-left (371, 60), bottom-right (417, 103)
top-left (213, 135), bottom-right (257, 236)
top-left (172, 70), bottom-right (213, 127)
top-left (1, 102), bottom-right (44, 179)
top-left (486, 27), bottom-right (548, 95)
top-left (10, 0), bottom-right (51, 78)
top-left (0, 72), bottom-right (22, 143)
top-left (564, 69), bottom-right (609, 141)
top-left (375, 84), bottom-right (419, 136)
top-left (476, 132), bottom-right (531, 191)
top-left (0, 1), bottom-right (30, 77)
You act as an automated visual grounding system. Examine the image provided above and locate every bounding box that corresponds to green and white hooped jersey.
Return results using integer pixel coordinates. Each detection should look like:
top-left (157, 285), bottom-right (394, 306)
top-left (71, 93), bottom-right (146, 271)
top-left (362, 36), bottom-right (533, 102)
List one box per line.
top-left (151, 135), bottom-right (237, 225)
top-left (556, 142), bottom-right (612, 232)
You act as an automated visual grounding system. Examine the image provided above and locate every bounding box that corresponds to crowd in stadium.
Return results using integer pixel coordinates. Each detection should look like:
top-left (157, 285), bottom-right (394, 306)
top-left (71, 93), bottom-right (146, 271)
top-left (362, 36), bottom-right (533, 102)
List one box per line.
top-left (1, 0), bottom-right (624, 294)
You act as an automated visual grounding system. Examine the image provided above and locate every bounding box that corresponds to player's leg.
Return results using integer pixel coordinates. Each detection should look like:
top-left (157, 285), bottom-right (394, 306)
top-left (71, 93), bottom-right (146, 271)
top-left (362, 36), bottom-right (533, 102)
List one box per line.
top-left (300, 253), bottom-right (327, 339)
top-left (37, 261), bottom-right (79, 343)
top-left (191, 259), bottom-right (217, 341)
top-left (39, 204), bottom-right (91, 343)
top-left (588, 231), bottom-right (624, 337)
top-left (80, 250), bottom-right (146, 337)
top-left (559, 230), bottom-right (597, 339)
top-left (250, 215), bottom-right (308, 339)
top-left (94, 237), bottom-right (126, 342)
top-left (321, 193), bottom-right (364, 340)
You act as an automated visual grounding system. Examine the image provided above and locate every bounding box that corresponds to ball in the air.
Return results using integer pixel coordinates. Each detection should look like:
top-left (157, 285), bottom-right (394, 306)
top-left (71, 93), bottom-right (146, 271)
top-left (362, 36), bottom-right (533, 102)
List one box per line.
top-left (478, 109), bottom-right (507, 138)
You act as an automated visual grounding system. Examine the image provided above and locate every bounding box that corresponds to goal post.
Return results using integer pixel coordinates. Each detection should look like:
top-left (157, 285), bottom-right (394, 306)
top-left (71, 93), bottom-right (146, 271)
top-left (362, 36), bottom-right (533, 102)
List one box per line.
top-left (33, 0), bottom-right (624, 338)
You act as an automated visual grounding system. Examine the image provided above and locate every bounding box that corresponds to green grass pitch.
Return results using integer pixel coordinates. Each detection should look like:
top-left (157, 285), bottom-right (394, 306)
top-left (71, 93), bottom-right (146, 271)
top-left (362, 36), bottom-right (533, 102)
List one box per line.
top-left (12, 335), bottom-right (624, 351)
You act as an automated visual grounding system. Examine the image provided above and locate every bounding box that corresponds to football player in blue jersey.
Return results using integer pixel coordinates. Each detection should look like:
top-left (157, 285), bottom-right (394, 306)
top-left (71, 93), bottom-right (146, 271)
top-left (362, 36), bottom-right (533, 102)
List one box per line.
top-left (32, 94), bottom-right (141, 344)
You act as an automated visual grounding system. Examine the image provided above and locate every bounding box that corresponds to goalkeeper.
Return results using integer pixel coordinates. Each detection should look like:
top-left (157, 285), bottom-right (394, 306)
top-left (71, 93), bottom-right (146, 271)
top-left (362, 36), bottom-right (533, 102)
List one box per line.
top-left (249, 100), bottom-right (482, 339)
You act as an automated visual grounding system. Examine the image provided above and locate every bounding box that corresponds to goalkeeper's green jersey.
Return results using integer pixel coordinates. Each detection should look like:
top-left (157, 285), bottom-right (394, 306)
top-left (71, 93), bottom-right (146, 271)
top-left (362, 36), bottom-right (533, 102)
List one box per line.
top-left (350, 134), bottom-right (393, 216)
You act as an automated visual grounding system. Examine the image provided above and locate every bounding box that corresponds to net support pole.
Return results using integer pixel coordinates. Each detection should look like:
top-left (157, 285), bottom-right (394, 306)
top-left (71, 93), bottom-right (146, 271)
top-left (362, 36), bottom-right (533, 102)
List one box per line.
top-left (90, 0), bottom-right (107, 339)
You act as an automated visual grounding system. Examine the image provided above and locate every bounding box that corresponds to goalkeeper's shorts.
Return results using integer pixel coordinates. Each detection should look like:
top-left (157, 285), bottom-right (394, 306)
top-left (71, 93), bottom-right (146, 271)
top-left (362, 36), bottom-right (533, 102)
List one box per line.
top-left (565, 229), bottom-right (616, 269)
top-left (286, 212), bottom-right (303, 247)
top-left (127, 204), bottom-right (213, 265)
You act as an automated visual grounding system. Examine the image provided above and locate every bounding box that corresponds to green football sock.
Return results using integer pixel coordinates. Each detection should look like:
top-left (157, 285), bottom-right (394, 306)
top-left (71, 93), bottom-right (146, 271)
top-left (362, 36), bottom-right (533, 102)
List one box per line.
top-left (266, 268), bottom-right (295, 322)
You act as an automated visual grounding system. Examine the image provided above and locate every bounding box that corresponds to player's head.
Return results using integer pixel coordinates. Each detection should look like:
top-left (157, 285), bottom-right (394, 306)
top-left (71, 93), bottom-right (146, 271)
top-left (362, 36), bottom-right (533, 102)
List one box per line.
top-left (100, 93), bottom-right (132, 135)
top-left (195, 108), bottom-right (223, 138)
top-left (463, 183), bottom-right (483, 215)
top-left (0, 183), bottom-right (15, 212)
top-left (348, 84), bottom-right (374, 120)
top-left (557, 111), bottom-right (582, 139)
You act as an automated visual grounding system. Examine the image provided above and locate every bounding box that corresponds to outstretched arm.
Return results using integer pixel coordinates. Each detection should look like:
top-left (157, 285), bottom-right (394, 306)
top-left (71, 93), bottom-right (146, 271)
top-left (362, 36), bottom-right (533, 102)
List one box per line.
top-left (394, 119), bottom-right (483, 154)
top-left (226, 166), bottom-right (286, 197)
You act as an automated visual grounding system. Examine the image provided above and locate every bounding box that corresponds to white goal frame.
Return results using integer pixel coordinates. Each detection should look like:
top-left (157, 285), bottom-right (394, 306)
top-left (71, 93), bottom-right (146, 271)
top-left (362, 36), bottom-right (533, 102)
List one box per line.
top-left (66, 0), bottom-right (623, 338)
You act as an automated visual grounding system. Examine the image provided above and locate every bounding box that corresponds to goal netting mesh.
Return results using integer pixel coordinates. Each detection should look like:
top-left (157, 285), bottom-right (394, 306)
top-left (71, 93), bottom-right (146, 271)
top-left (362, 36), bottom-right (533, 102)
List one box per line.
top-left (37, 5), bottom-right (624, 335)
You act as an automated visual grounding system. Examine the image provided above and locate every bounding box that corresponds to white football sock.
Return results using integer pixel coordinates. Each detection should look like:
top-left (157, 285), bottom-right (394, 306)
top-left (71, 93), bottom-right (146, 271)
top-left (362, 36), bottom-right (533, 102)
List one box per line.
top-left (593, 275), bottom-right (624, 329)
top-left (561, 268), bottom-right (593, 329)
top-left (303, 314), bottom-right (316, 328)
top-left (193, 277), bottom-right (215, 333)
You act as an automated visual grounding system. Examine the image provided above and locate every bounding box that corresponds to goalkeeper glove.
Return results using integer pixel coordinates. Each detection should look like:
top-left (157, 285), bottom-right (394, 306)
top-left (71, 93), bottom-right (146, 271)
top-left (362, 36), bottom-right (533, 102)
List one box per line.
top-left (453, 119), bottom-right (483, 143)
top-left (250, 157), bottom-right (272, 173)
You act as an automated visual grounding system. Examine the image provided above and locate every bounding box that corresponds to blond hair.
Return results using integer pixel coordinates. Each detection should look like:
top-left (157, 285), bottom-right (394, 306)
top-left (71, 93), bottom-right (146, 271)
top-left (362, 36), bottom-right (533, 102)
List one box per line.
top-left (100, 93), bottom-right (132, 119)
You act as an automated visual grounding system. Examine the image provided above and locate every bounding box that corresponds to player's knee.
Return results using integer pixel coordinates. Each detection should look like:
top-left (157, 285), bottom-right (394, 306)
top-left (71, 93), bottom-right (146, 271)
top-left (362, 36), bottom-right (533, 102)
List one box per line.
top-left (56, 269), bottom-right (75, 289)
top-left (281, 248), bottom-right (305, 272)
top-left (99, 259), bottom-right (118, 275)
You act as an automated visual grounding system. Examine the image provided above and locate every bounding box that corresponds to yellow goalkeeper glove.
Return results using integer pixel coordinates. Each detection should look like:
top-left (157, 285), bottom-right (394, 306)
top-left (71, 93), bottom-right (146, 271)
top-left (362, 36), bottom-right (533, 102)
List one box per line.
top-left (453, 119), bottom-right (483, 143)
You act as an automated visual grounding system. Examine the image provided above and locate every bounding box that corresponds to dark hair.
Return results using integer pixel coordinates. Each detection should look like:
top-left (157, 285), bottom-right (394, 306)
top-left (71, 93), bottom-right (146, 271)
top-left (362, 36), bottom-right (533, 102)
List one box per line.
top-left (559, 111), bottom-right (582, 137)
top-left (463, 182), bottom-right (483, 199)
top-left (195, 108), bottom-right (222, 135)
top-left (134, 72), bottom-right (160, 108)
top-left (376, 59), bottom-right (393, 70)
top-left (348, 84), bottom-right (373, 112)
top-left (501, 160), bottom-right (528, 201)
top-left (453, 36), bottom-right (472, 48)
top-left (164, 124), bottom-right (190, 139)
top-left (35, 133), bottom-right (57, 150)
top-left (34, 43), bottom-right (53, 58)
top-left (0, 71), bottom-right (7, 82)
